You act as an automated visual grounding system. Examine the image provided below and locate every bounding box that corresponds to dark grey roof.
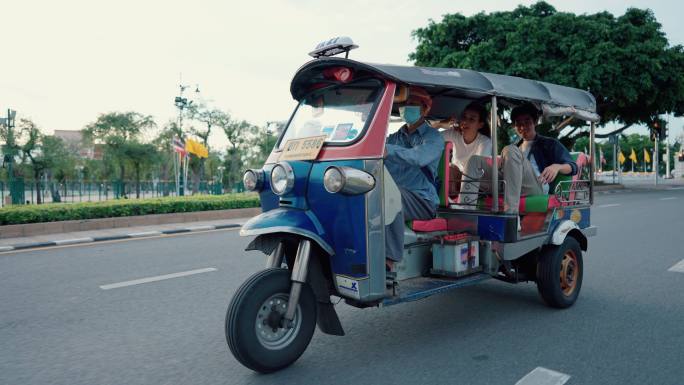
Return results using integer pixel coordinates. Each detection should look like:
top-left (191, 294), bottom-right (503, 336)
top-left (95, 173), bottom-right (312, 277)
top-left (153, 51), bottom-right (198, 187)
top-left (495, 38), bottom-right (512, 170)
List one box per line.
top-left (291, 58), bottom-right (598, 118)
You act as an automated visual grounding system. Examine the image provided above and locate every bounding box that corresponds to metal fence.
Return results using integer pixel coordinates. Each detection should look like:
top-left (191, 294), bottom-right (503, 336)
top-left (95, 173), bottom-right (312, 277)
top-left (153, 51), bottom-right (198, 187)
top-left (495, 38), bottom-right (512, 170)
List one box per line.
top-left (0, 179), bottom-right (245, 207)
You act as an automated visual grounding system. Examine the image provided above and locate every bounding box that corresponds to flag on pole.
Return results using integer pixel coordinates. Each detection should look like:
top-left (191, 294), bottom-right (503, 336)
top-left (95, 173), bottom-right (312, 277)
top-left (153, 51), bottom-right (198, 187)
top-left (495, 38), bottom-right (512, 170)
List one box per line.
top-left (618, 150), bottom-right (626, 164)
top-left (172, 137), bottom-right (187, 155)
top-left (644, 148), bottom-right (651, 163)
top-left (629, 148), bottom-right (638, 163)
top-left (185, 138), bottom-right (209, 158)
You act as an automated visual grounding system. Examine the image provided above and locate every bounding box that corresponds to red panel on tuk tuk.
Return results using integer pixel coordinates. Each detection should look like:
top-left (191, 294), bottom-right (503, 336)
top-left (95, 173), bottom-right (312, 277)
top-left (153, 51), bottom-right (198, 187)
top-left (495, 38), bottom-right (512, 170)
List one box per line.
top-left (314, 81), bottom-right (396, 161)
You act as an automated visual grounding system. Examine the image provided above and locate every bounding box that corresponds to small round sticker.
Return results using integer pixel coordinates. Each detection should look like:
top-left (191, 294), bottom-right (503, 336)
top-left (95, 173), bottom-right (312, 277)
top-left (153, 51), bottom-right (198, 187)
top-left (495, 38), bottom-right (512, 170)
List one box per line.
top-left (570, 209), bottom-right (582, 223)
top-left (555, 209), bottom-right (565, 220)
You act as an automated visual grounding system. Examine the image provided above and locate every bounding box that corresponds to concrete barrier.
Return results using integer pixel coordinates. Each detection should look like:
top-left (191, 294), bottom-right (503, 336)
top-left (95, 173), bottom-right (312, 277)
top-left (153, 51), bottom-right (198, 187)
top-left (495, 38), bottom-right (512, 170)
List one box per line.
top-left (0, 207), bottom-right (261, 239)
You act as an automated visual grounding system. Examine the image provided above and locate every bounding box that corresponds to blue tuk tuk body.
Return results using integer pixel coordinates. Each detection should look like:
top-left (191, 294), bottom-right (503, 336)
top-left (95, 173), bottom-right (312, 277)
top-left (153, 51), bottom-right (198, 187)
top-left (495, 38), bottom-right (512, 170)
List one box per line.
top-left (228, 40), bottom-right (598, 373)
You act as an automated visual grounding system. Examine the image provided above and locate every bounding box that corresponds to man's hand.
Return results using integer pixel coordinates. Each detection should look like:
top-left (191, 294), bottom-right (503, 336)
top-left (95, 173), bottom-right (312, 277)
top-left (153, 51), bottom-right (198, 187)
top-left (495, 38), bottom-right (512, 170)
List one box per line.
top-left (539, 164), bottom-right (561, 184)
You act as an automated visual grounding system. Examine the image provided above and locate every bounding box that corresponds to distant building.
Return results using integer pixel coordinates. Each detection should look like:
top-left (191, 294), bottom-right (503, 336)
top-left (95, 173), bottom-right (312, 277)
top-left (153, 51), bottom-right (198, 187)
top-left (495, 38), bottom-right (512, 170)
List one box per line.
top-left (53, 130), bottom-right (103, 159)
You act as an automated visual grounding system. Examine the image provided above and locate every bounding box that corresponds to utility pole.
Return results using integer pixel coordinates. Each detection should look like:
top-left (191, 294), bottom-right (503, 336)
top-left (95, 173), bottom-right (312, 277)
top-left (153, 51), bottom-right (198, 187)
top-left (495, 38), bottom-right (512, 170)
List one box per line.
top-left (174, 74), bottom-right (192, 196)
top-left (2, 109), bottom-right (18, 204)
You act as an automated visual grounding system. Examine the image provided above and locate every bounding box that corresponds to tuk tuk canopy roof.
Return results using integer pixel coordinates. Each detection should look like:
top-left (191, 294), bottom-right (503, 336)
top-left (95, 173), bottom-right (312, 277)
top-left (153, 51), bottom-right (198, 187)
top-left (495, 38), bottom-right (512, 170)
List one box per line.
top-left (291, 58), bottom-right (599, 122)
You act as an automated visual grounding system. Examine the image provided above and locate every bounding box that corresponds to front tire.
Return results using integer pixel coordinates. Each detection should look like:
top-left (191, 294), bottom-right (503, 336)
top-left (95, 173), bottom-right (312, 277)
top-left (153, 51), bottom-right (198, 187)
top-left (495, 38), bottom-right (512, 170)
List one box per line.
top-left (226, 268), bottom-right (317, 373)
top-left (536, 237), bottom-right (583, 308)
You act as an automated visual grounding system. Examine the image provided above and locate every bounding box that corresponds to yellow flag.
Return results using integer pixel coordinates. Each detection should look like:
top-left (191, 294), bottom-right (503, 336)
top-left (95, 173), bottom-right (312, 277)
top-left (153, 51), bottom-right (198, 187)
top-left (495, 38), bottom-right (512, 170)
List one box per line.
top-left (644, 148), bottom-right (651, 163)
top-left (618, 151), bottom-right (626, 164)
top-left (629, 148), bottom-right (637, 163)
top-left (185, 138), bottom-right (209, 158)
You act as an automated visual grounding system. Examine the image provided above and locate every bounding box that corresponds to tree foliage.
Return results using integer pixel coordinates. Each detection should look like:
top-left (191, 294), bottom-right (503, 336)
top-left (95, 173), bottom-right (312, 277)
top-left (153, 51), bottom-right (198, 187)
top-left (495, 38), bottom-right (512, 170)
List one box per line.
top-left (83, 112), bottom-right (156, 185)
top-left (410, 2), bottom-right (684, 137)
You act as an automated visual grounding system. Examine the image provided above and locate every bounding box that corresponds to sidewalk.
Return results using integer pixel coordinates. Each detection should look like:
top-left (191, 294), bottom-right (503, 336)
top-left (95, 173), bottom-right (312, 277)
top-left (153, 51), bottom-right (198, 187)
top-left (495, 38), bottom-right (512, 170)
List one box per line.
top-left (0, 217), bottom-right (251, 252)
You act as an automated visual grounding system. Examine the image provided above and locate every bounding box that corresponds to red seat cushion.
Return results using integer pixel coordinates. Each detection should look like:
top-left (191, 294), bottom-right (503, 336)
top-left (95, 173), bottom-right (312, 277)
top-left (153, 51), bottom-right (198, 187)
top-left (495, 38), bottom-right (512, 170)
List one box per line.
top-left (411, 218), bottom-right (448, 232)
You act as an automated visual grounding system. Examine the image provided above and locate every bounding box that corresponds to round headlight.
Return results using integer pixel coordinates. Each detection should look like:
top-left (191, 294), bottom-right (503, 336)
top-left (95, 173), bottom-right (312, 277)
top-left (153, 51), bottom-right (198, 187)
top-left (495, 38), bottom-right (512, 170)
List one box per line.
top-left (323, 167), bottom-right (345, 193)
top-left (270, 162), bottom-right (294, 195)
top-left (242, 169), bottom-right (263, 191)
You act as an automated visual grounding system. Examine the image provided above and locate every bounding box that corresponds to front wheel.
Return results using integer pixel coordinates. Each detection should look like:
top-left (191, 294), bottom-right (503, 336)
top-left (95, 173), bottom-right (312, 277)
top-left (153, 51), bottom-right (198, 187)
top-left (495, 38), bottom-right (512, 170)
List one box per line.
top-left (536, 237), bottom-right (583, 308)
top-left (226, 268), bottom-right (317, 373)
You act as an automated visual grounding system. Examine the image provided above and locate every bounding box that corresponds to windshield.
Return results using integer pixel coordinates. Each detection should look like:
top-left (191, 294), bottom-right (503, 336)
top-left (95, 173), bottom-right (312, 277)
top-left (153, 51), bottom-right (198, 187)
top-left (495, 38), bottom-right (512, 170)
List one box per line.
top-left (278, 79), bottom-right (382, 149)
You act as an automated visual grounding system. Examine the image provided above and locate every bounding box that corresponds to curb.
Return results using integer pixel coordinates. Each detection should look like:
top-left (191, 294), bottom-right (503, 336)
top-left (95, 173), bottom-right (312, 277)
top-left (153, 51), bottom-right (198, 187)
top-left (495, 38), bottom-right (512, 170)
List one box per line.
top-left (0, 223), bottom-right (241, 253)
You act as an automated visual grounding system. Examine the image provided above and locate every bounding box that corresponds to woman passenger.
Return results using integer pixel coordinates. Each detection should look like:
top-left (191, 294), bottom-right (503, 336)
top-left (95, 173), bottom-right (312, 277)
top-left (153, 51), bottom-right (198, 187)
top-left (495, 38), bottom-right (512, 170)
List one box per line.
top-left (434, 102), bottom-right (493, 199)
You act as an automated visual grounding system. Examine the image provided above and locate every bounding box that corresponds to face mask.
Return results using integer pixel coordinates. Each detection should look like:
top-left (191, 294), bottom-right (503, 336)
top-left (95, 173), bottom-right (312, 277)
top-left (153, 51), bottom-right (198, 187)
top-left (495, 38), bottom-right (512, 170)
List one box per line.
top-left (399, 105), bottom-right (422, 125)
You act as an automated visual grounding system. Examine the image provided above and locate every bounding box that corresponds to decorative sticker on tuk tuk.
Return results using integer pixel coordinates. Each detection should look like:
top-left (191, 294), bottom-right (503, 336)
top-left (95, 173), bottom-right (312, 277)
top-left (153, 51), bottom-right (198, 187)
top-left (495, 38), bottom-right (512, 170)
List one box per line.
top-left (332, 123), bottom-right (353, 140)
top-left (335, 275), bottom-right (360, 299)
top-left (279, 135), bottom-right (328, 161)
top-left (570, 209), bottom-right (582, 223)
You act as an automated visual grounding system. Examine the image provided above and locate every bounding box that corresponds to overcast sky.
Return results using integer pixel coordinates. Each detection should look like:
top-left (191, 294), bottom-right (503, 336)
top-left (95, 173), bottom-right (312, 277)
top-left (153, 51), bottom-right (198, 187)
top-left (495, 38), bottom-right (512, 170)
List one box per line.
top-left (2, 0), bottom-right (683, 148)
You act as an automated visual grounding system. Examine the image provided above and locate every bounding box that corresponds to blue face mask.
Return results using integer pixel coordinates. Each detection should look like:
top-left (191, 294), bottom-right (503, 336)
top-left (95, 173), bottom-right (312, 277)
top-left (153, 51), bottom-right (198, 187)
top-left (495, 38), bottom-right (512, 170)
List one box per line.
top-left (399, 105), bottom-right (422, 125)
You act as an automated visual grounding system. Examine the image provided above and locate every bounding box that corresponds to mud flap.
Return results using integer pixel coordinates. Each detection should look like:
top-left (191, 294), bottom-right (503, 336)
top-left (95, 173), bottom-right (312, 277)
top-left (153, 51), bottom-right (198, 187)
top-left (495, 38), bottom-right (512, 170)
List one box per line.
top-left (307, 253), bottom-right (345, 336)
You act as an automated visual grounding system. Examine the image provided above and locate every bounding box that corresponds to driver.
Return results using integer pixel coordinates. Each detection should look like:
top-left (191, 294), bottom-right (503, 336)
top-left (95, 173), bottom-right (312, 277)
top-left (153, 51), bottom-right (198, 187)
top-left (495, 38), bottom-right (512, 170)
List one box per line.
top-left (384, 87), bottom-right (445, 268)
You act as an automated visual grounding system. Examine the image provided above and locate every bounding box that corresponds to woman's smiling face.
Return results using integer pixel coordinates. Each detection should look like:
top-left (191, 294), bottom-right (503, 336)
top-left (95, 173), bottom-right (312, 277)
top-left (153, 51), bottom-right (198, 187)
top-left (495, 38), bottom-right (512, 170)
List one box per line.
top-left (459, 108), bottom-right (483, 134)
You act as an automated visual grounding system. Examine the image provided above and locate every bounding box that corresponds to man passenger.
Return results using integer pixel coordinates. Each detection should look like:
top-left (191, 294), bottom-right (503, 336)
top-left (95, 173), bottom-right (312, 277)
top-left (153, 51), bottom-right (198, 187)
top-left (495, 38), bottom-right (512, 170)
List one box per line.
top-left (459, 104), bottom-right (577, 217)
top-left (384, 87), bottom-right (445, 267)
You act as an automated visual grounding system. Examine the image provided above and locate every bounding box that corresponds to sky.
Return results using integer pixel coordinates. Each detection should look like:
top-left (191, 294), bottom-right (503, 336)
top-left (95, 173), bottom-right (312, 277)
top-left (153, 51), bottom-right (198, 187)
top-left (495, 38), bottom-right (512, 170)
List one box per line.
top-left (2, 0), bottom-right (683, 148)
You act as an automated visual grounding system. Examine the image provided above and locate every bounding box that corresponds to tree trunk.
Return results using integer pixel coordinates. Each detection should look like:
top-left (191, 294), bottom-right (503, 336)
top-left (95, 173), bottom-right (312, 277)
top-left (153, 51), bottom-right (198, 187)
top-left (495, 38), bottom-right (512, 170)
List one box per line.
top-left (119, 163), bottom-right (126, 198)
top-left (135, 163), bottom-right (141, 199)
top-left (34, 170), bottom-right (42, 204)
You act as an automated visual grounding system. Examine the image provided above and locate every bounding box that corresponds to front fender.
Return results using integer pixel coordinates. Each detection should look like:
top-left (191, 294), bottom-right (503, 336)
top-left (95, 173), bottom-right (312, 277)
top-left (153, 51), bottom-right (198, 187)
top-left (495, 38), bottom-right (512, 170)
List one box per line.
top-left (240, 207), bottom-right (334, 256)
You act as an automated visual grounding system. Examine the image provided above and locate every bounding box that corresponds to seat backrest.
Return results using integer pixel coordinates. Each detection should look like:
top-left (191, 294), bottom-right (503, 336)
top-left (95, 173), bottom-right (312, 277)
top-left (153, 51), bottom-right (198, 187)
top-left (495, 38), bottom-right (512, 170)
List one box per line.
top-left (438, 141), bottom-right (453, 207)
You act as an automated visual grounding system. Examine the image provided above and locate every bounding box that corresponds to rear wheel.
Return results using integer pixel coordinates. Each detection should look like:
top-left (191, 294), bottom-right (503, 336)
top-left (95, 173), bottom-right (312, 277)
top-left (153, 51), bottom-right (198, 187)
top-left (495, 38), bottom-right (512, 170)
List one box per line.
top-left (225, 268), bottom-right (316, 373)
top-left (536, 237), bottom-right (583, 308)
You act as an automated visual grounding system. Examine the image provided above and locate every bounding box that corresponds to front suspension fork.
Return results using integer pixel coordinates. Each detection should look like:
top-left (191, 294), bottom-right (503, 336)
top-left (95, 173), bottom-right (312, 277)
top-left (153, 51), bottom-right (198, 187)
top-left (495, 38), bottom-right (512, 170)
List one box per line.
top-left (266, 240), bottom-right (312, 328)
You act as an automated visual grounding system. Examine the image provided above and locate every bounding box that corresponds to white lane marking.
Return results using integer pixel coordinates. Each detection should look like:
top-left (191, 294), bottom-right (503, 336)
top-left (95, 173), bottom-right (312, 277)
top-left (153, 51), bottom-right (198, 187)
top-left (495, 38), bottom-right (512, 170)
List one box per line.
top-left (660, 197), bottom-right (677, 201)
top-left (128, 231), bottom-right (162, 237)
top-left (515, 367), bottom-right (571, 385)
top-left (54, 237), bottom-right (94, 246)
top-left (100, 268), bottom-right (217, 290)
top-left (668, 259), bottom-right (684, 273)
top-left (597, 203), bottom-right (621, 208)
top-left (185, 225), bottom-right (216, 231)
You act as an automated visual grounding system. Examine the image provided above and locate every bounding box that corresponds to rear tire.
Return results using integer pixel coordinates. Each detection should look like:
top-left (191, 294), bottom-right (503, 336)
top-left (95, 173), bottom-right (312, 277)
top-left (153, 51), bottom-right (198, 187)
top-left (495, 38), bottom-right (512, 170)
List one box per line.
top-left (226, 268), bottom-right (317, 373)
top-left (536, 237), bottom-right (583, 308)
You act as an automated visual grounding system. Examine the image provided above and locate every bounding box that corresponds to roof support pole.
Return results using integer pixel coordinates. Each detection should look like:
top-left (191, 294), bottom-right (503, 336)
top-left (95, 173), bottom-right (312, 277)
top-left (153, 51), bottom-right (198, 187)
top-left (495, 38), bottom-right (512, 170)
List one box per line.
top-left (490, 96), bottom-right (499, 212)
top-left (589, 121), bottom-right (595, 205)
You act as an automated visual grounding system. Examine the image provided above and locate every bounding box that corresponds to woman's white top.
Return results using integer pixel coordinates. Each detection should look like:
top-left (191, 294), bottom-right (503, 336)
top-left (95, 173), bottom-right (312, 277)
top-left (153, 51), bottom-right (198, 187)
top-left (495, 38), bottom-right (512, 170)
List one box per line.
top-left (441, 130), bottom-right (493, 170)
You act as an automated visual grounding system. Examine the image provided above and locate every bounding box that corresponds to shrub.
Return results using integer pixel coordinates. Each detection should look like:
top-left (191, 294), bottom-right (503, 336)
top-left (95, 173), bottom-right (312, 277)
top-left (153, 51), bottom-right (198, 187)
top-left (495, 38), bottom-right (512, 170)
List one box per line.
top-left (0, 193), bottom-right (261, 225)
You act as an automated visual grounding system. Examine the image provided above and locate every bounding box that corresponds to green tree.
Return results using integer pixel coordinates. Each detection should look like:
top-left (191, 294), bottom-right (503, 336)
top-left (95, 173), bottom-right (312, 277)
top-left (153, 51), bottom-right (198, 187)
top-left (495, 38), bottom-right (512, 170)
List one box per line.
top-left (83, 112), bottom-right (156, 195)
top-left (14, 118), bottom-right (76, 203)
top-left (410, 2), bottom-right (684, 143)
top-left (220, 118), bottom-right (253, 190)
top-left (188, 105), bottom-right (229, 192)
top-left (123, 142), bottom-right (158, 198)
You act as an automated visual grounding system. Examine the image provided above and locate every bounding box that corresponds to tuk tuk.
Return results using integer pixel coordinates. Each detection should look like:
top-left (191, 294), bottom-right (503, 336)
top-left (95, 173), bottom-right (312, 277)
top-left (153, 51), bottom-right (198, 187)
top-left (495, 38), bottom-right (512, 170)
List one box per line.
top-left (227, 37), bottom-right (598, 373)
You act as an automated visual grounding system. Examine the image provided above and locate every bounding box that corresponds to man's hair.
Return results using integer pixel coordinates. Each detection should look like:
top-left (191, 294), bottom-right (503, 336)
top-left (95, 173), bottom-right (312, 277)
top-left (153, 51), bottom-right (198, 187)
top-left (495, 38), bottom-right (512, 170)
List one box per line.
top-left (510, 104), bottom-right (540, 122)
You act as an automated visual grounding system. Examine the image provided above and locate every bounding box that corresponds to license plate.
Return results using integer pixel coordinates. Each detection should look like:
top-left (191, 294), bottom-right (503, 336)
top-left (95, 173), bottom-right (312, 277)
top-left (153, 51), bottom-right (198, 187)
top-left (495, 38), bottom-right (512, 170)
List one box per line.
top-left (279, 135), bottom-right (327, 161)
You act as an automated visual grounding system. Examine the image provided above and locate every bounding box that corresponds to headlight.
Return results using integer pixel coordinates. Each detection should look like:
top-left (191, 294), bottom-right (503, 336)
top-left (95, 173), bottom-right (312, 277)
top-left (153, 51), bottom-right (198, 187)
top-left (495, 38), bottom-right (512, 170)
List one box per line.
top-left (323, 167), bottom-right (344, 193)
top-left (324, 166), bottom-right (375, 195)
top-left (270, 162), bottom-right (295, 195)
top-left (242, 169), bottom-right (264, 192)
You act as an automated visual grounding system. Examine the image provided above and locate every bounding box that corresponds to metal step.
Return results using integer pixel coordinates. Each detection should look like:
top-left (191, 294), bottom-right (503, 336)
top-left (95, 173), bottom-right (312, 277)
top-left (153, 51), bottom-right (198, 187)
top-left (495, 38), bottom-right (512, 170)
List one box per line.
top-left (381, 273), bottom-right (491, 307)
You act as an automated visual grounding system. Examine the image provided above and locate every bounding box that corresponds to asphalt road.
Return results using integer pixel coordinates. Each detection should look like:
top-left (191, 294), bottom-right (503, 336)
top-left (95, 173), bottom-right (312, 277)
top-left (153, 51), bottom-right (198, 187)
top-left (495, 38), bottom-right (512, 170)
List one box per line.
top-left (1, 187), bottom-right (683, 385)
